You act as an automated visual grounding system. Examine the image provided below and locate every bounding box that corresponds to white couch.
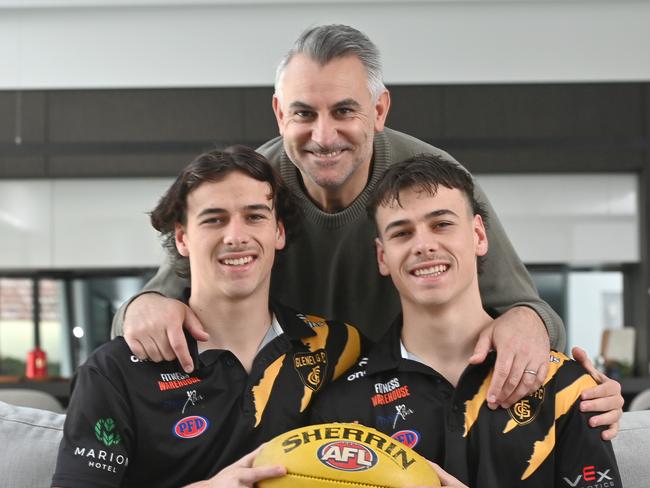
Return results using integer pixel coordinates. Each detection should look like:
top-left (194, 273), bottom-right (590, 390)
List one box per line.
top-left (1, 400), bottom-right (648, 487)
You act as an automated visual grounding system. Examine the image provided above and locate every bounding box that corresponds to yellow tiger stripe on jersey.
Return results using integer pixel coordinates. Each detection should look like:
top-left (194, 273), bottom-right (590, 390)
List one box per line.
top-left (332, 324), bottom-right (361, 381)
top-left (555, 374), bottom-right (597, 417)
top-left (302, 321), bottom-right (330, 353)
top-left (252, 354), bottom-right (286, 427)
top-left (503, 352), bottom-right (570, 434)
top-left (463, 371), bottom-right (492, 437)
top-left (521, 423), bottom-right (556, 479)
top-left (299, 324), bottom-right (330, 412)
top-left (520, 373), bottom-right (597, 480)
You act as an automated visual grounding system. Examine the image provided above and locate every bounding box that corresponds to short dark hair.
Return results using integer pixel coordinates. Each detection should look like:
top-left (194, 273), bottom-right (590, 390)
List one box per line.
top-left (150, 146), bottom-right (298, 278)
top-left (367, 153), bottom-right (486, 223)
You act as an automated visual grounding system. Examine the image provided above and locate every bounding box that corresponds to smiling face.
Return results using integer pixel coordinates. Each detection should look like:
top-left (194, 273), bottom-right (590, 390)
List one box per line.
top-left (272, 54), bottom-right (390, 208)
top-left (374, 185), bottom-right (488, 312)
top-left (175, 171), bottom-right (285, 302)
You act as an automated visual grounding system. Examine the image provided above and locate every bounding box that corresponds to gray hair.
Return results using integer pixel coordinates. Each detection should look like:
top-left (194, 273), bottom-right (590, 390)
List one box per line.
top-left (275, 24), bottom-right (386, 102)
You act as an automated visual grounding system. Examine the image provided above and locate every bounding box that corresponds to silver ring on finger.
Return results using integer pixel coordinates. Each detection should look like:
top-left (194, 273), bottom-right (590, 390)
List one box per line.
top-left (523, 369), bottom-right (538, 375)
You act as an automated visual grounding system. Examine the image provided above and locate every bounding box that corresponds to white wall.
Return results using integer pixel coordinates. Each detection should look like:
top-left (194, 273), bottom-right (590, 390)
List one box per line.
top-left (0, 173), bottom-right (639, 269)
top-left (0, 178), bottom-right (171, 269)
top-left (1, 0), bottom-right (649, 89)
top-left (477, 174), bottom-right (639, 265)
top-left (567, 271), bottom-right (624, 362)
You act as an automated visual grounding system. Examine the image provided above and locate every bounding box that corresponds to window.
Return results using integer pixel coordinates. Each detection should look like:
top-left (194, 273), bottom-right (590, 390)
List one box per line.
top-left (0, 278), bottom-right (64, 377)
top-left (529, 267), bottom-right (624, 362)
top-left (0, 272), bottom-right (154, 380)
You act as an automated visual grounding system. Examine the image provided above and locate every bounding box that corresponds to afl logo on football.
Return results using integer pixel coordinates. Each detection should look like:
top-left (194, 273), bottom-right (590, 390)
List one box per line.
top-left (173, 415), bottom-right (209, 439)
top-left (391, 429), bottom-right (420, 448)
top-left (317, 441), bottom-right (378, 472)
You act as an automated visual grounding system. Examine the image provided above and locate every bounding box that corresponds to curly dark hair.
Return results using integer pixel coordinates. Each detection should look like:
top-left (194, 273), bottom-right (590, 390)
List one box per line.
top-left (150, 146), bottom-right (299, 278)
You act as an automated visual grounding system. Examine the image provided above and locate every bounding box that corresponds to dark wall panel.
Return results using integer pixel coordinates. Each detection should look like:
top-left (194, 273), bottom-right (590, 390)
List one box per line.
top-left (242, 87), bottom-right (277, 144)
top-left (441, 83), bottom-right (644, 138)
top-left (48, 89), bottom-right (245, 143)
top-left (449, 146), bottom-right (645, 174)
top-left (645, 84), bottom-right (650, 163)
top-left (385, 86), bottom-right (444, 140)
top-left (0, 157), bottom-right (47, 177)
top-left (1, 82), bottom-right (648, 177)
top-left (48, 152), bottom-right (199, 177)
top-left (0, 91), bottom-right (46, 144)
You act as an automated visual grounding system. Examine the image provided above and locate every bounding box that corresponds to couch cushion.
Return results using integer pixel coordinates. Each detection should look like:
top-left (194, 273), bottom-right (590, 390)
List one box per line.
top-left (613, 410), bottom-right (650, 488)
top-left (0, 400), bottom-right (65, 488)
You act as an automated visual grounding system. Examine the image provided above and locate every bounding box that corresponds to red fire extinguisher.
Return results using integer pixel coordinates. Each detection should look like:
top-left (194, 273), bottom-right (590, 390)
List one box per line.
top-left (26, 347), bottom-right (48, 379)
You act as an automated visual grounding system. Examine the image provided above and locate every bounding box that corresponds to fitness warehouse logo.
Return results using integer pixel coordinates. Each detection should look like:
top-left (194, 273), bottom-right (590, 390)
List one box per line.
top-left (71, 418), bottom-right (129, 474)
top-left (371, 378), bottom-right (410, 406)
top-left (158, 371), bottom-right (201, 391)
top-left (563, 465), bottom-right (615, 487)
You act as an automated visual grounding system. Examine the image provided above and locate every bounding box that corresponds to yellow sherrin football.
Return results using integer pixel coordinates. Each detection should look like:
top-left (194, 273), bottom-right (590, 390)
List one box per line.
top-left (254, 423), bottom-right (441, 487)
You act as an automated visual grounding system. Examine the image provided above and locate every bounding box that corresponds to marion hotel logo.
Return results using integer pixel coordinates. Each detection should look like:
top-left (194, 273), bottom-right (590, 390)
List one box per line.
top-left (73, 418), bottom-right (129, 474)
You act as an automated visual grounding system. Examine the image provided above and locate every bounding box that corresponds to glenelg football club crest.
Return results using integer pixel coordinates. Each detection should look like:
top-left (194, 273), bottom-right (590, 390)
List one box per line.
top-left (508, 386), bottom-right (545, 425)
top-left (293, 349), bottom-right (328, 391)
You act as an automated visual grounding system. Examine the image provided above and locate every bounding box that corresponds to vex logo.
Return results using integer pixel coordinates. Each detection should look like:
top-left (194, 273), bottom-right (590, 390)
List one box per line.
top-left (94, 418), bottom-right (121, 447)
top-left (563, 465), bottom-right (614, 487)
top-left (317, 441), bottom-right (378, 472)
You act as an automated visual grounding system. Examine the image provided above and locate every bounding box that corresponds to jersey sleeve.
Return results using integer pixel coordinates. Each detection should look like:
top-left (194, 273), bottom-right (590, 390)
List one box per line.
top-left (111, 257), bottom-right (188, 337)
top-left (51, 365), bottom-right (134, 488)
top-left (473, 181), bottom-right (566, 350)
top-left (554, 376), bottom-right (622, 487)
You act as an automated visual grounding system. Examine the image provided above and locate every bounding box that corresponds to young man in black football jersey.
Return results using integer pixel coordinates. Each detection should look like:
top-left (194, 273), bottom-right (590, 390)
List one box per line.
top-left (52, 147), bottom-right (361, 488)
top-left (311, 154), bottom-right (622, 488)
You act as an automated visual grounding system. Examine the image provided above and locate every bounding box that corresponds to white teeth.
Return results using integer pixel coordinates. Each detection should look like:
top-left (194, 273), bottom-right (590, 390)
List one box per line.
top-left (222, 256), bottom-right (253, 266)
top-left (314, 151), bottom-right (341, 158)
top-left (413, 265), bottom-right (448, 277)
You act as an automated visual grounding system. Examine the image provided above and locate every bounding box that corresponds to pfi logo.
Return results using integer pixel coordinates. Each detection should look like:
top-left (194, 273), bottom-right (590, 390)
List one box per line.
top-left (172, 415), bottom-right (209, 439)
top-left (317, 441), bottom-right (378, 472)
top-left (563, 465), bottom-right (614, 487)
top-left (391, 430), bottom-right (420, 448)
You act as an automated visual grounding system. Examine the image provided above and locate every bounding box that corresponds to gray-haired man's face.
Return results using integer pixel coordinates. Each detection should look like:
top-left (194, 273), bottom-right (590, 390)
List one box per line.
top-left (273, 54), bottom-right (389, 204)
